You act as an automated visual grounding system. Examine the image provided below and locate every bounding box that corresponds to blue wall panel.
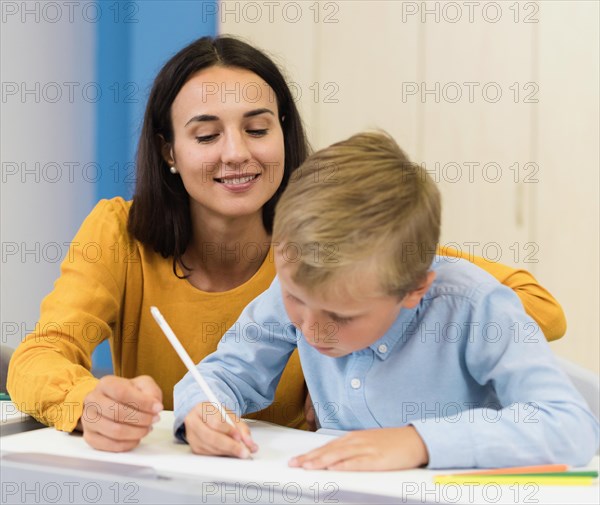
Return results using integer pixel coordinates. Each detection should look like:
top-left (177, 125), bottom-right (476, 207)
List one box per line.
top-left (92, 0), bottom-right (216, 376)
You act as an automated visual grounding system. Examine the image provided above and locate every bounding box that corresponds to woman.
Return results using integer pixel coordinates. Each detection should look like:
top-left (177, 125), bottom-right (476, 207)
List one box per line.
top-left (7, 36), bottom-right (566, 453)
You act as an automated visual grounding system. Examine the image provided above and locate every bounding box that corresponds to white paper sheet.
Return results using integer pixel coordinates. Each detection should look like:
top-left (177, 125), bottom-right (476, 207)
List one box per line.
top-left (0, 412), bottom-right (422, 498)
top-left (2, 412), bottom-right (598, 504)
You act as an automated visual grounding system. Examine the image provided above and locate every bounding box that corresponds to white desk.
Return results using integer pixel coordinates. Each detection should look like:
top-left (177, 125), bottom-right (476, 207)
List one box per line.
top-left (1, 411), bottom-right (598, 504)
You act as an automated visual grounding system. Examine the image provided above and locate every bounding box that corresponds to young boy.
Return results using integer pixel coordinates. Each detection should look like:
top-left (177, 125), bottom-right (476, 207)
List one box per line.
top-left (174, 132), bottom-right (599, 470)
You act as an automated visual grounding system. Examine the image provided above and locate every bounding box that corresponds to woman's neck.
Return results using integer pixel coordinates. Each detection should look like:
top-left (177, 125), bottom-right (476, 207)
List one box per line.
top-left (182, 206), bottom-right (271, 292)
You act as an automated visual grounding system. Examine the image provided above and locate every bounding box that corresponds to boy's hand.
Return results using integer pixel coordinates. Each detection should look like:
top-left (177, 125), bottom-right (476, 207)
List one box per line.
top-left (288, 426), bottom-right (429, 471)
top-left (81, 375), bottom-right (163, 452)
top-left (184, 402), bottom-right (258, 459)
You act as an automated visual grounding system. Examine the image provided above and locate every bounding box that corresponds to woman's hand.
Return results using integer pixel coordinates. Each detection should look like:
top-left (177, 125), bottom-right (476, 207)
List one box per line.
top-left (80, 375), bottom-right (163, 452)
top-left (288, 426), bottom-right (429, 471)
top-left (184, 402), bottom-right (258, 459)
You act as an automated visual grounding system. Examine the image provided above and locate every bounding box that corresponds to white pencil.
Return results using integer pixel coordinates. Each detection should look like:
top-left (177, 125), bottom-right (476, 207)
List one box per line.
top-left (150, 306), bottom-right (235, 428)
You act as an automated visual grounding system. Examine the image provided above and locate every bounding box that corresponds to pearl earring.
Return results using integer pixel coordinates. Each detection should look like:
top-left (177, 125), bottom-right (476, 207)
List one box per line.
top-left (170, 166), bottom-right (177, 174)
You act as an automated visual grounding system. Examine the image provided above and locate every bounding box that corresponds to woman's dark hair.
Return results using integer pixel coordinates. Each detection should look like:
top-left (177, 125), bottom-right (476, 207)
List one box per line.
top-left (128, 35), bottom-right (309, 274)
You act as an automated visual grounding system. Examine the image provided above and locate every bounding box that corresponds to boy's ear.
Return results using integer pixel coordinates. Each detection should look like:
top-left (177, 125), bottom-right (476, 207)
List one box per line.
top-left (158, 134), bottom-right (175, 166)
top-left (401, 271), bottom-right (436, 309)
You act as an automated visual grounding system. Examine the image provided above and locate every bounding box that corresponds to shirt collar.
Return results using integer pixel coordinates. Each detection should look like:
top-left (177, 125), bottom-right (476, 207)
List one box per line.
top-left (368, 302), bottom-right (419, 361)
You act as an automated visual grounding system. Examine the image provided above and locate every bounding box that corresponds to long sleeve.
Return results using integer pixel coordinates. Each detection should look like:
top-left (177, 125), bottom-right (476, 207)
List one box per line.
top-left (174, 278), bottom-right (296, 434)
top-left (411, 282), bottom-right (599, 469)
top-left (7, 200), bottom-right (130, 431)
top-left (438, 245), bottom-right (566, 341)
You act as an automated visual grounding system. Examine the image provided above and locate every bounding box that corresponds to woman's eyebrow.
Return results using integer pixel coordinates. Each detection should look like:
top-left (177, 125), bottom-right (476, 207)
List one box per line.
top-left (185, 114), bottom-right (218, 127)
top-left (243, 108), bottom-right (275, 118)
top-left (184, 108), bottom-right (274, 127)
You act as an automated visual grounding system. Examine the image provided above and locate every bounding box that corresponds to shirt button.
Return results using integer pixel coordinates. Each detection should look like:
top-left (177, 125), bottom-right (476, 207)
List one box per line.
top-left (350, 378), bottom-right (361, 389)
top-left (378, 344), bottom-right (388, 354)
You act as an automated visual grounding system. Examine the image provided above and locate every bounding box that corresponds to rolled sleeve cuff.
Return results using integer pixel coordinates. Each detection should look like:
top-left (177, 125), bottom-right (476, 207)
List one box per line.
top-left (173, 388), bottom-right (210, 441)
top-left (55, 378), bottom-right (99, 432)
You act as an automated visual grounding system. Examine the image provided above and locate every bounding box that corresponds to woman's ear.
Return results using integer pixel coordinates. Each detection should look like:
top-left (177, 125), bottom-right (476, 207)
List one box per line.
top-left (401, 271), bottom-right (436, 309)
top-left (158, 134), bottom-right (175, 166)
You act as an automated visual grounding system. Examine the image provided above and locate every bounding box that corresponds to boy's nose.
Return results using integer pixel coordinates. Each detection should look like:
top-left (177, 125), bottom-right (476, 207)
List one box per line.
top-left (299, 311), bottom-right (323, 344)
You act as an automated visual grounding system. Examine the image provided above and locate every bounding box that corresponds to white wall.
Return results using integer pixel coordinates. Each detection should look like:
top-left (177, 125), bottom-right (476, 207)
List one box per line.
top-left (221, 0), bottom-right (599, 372)
top-left (534, 2), bottom-right (600, 372)
top-left (1, 5), bottom-right (96, 349)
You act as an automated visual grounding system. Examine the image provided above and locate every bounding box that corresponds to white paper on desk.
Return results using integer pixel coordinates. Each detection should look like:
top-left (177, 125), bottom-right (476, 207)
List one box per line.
top-left (0, 412), bottom-right (417, 500)
top-left (2, 412), bottom-right (599, 504)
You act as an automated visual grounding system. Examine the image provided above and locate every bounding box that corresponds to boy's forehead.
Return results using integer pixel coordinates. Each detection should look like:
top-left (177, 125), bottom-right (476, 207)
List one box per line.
top-left (275, 252), bottom-right (385, 305)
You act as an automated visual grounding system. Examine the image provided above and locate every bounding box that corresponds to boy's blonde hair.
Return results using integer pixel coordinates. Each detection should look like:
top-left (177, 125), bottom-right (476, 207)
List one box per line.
top-left (273, 131), bottom-right (441, 299)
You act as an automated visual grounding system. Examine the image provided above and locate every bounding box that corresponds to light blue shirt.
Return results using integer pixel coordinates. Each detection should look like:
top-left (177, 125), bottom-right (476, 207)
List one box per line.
top-left (174, 257), bottom-right (599, 468)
